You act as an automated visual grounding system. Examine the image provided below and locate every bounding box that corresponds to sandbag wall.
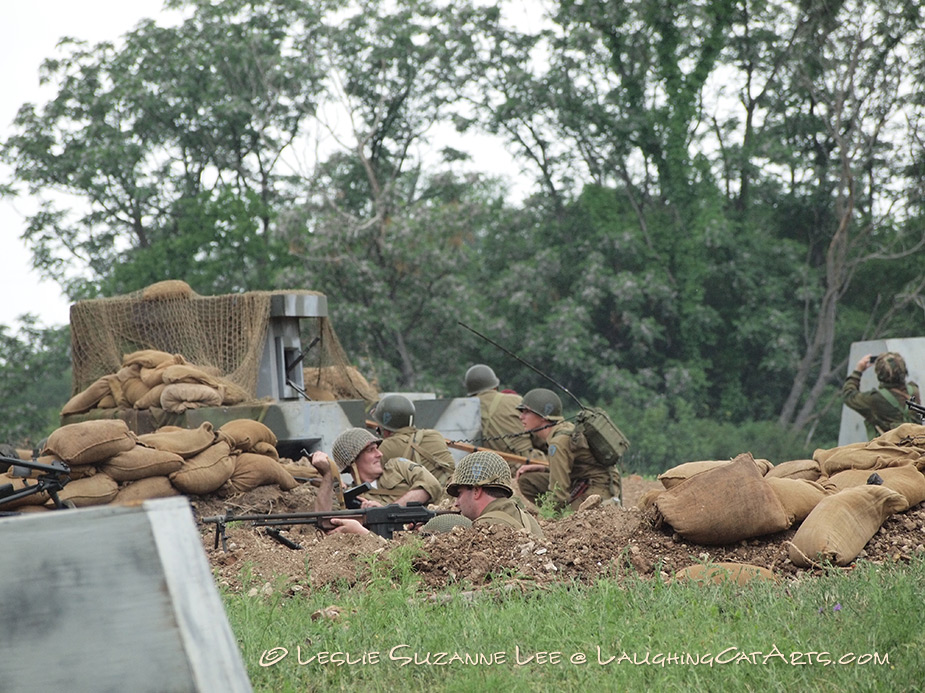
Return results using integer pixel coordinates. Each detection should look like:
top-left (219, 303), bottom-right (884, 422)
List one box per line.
top-left (644, 424), bottom-right (925, 568)
top-left (0, 418), bottom-right (317, 512)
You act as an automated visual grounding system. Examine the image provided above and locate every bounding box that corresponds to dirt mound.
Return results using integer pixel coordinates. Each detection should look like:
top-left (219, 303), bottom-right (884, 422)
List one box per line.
top-left (197, 476), bottom-right (925, 593)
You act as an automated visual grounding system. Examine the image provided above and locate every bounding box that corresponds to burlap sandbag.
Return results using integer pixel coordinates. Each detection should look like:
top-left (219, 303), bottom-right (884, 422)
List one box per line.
top-left (654, 453), bottom-right (792, 545)
top-left (112, 476), bottom-right (180, 505)
top-left (122, 349), bottom-right (180, 369)
top-left (814, 438), bottom-right (922, 476)
top-left (98, 393), bottom-right (117, 409)
top-left (43, 420), bottom-right (136, 466)
top-left (169, 440), bottom-right (235, 495)
top-left (218, 379), bottom-right (251, 406)
top-left (141, 279), bottom-right (194, 300)
top-left (0, 474), bottom-right (50, 508)
top-left (788, 485), bottom-right (907, 567)
top-left (252, 441), bottom-right (279, 459)
top-left (303, 365), bottom-right (379, 401)
top-left (279, 461), bottom-right (322, 480)
top-left (133, 383), bottom-right (167, 410)
top-left (766, 477), bottom-right (829, 524)
top-left (60, 376), bottom-right (114, 415)
top-left (159, 383), bottom-right (224, 413)
top-left (658, 457), bottom-right (773, 490)
top-left (674, 562), bottom-right (778, 586)
top-left (137, 422), bottom-right (216, 458)
top-left (821, 466), bottom-right (925, 511)
top-left (161, 364), bottom-right (224, 389)
top-left (54, 473), bottom-right (119, 507)
top-left (225, 452), bottom-right (299, 493)
top-left (765, 458), bottom-right (822, 481)
top-left (100, 445), bottom-right (184, 482)
top-left (636, 488), bottom-right (663, 510)
top-left (218, 419), bottom-right (278, 450)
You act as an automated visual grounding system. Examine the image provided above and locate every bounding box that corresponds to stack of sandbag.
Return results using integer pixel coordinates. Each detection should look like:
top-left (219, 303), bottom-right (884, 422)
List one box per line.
top-left (214, 419), bottom-right (301, 494)
top-left (60, 350), bottom-right (251, 416)
top-left (653, 453), bottom-right (793, 545)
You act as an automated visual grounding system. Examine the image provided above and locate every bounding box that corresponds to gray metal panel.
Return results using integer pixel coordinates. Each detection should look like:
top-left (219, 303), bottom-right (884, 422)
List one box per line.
top-left (268, 293), bottom-right (328, 318)
top-left (0, 498), bottom-right (251, 693)
top-left (838, 337), bottom-right (925, 445)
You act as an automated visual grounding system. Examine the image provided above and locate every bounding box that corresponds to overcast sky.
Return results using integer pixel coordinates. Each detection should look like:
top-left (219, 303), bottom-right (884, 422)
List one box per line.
top-left (1, 0), bottom-right (171, 328)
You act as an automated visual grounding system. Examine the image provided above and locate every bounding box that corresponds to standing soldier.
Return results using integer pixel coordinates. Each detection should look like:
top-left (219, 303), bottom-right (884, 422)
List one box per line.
top-left (370, 394), bottom-right (456, 491)
top-left (464, 364), bottom-right (546, 471)
top-left (514, 388), bottom-right (621, 511)
top-left (843, 352), bottom-right (922, 438)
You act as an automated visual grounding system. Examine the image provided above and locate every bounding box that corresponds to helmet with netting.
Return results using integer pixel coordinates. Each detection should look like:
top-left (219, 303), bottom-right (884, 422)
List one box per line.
top-left (370, 394), bottom-right (415, 431)
top-left (420, 513), bottom-right (473, 534)
top-left (515, 388), bottom-right (563, 421)
top-left (332, 427), bottom-right (382, 472)
top-left (446, 450), bottom-right (514, 498)
top-left (875, 352), bottom-right (908, 386)
top-left (465, 364), bottom-right (500, 396)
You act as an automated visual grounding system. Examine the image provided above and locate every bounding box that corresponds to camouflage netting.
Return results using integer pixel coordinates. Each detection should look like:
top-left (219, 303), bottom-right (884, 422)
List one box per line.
top-left (69, 281), bottom-right (376, 403)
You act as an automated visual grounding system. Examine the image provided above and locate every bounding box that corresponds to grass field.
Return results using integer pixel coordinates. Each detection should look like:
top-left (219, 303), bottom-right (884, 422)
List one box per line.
top-left (222, 546), bottom-right (925, 692)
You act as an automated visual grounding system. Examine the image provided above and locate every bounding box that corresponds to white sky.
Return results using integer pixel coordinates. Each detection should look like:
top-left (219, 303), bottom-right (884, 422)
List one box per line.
top-left (0, 0), bottom-right (174, 328)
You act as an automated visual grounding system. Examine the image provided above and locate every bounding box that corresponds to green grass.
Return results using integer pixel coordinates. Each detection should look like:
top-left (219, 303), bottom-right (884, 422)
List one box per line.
top-left (221, 550), bottom-right (925, 692)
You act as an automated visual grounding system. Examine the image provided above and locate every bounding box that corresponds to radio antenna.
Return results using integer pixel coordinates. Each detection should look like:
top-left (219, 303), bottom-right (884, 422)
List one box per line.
top-left (458, 322), bottom-right (585, 409)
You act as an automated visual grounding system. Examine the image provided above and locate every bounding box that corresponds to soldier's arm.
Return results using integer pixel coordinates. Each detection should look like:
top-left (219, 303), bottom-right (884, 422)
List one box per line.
top-left (546, 433), bottom-right (574, 507)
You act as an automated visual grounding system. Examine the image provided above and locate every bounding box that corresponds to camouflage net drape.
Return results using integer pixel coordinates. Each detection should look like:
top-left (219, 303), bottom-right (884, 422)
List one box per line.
top-left (69, 284), bottom-right (374, 402)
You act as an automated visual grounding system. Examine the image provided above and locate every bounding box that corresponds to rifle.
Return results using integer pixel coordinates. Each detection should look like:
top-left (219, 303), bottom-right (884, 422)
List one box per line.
top-left (444, 440), bottom-right (546, 467)
top-left (202, 502), bottom-right (458, 550)
top-left (0, 455), bottom-right (72, 512)
top-left (906, 399), bottom-right (925, 423)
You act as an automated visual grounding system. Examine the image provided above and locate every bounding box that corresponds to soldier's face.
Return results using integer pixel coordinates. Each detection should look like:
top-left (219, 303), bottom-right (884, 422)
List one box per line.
top-left (454, 486), bottom-right (478, 520)
top-left (519, 409), bottom-right (546, 431)
top-left (354, 443), bottom-right (383, 482)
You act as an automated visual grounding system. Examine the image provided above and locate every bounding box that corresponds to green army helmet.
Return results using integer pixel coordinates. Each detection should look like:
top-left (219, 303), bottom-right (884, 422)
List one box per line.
top-left (446, 450), bottom-right (514, 498)
top-left (420, 513), bottom-right (473, 534)
top-left (464, 364), bottom-right (500, 396)
top-left (331, 427), bottom-right (382, 472)
top-left (370, 394), bottom-right (415, 432)
top-left (516, 388), bottom-right (564, 421)
top-left (875, 352), bottom-right (908, 386)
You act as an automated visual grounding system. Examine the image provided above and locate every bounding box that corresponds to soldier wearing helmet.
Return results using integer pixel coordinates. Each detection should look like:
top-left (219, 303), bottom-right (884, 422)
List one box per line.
top-left (464, 364), bottom-right (547, 470)
top-left (515, 388), bottom-right (620, 511)
top-left (369, 394), bottom-right (455, 492)
top-left (445, 450), bottom-right (544, 537)
top-left (843, 352), bottom-right (921, 438)
top-left (311, 427), bottom-right (443, 515)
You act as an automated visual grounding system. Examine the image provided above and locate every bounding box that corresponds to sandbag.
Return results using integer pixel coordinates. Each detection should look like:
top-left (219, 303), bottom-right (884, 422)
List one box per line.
top-left (54, 473), bottom-right (119, 507)
top-left (43, 420), bottom-right (136, 466)
top-left (169, 441), bottom-right (235, 495)
top-left (766, 477), bottom-right (829, 524)
top-left (674, 562), bottom-right (778, 586)
top-left (60, 376), bottom-right (114, 416)
top-left (788, 485), bottom-right (907, 567)
top-left (159, 383), bottom-right (224, 413)
top-left (654, 453), bottom-right (792, 545)
top-left (765, 458), bottom-right (822, 481)
top-left (225, 453), bottom-right (299, 493)
top-left (112, 476), bottom-right (180, 505)
top-left (137, 422), bottom-right (216, 458)
top-left (218, 419), bottom-right (278, 450)
top-left (814, 439), bottom-right (922, 476)
top-left (252, 441), bottom-right (279, 460)
top-left (821, 466), bottom-right (925, 511)
top-left (161, 364), bottom-right (224, 389)
top-left (658, 457), bottom-right (772, 490)
top-left (133, 383), bottom-right (168, 410)
top-left (140, 279), bottom-right (194, 301)
top-left (122, 349), bottom-right (181, 369)
top-left (100, 446), bottom-right (184, 482)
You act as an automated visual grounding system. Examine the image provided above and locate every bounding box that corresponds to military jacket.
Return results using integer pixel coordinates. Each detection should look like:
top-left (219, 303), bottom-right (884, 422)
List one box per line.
top-left (475, 496), bottom-right (544, 538)
top-left (476, 390), bottom-right (546, 461)
top-left (377, 427), bottom-right (455, 492)
top-left (842, 371), bottom-right (921, 438)
top-left (362, 457), bottom-right (443, 506)
top-left (543, 420), bottom-right (617, 508)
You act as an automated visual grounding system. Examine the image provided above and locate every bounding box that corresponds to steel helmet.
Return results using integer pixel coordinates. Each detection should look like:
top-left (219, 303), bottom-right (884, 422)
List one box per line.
top-left (331, 427), bottom-right (382, 472)
top-left (464, 364), bottom-right (501, 396)
top-left (516, 388), bottom-right (563, 421)
top-left (875, 352), bottom-right (908, 386)
top-left (370, 394), bottom-right (415, 431)
top-left (445, 450), bottom-right (514, 498)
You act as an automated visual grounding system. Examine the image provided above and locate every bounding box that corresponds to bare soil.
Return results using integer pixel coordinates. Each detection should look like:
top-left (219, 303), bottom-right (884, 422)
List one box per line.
top-left (195, 475), bottom-right (925, 594)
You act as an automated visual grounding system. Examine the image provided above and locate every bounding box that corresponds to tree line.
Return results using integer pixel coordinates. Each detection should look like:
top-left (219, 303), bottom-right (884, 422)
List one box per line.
top-left (2, 0), bottom-right (924, 469)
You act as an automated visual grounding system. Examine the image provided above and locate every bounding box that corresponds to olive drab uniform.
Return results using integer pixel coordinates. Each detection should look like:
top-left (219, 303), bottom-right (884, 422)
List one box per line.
top-left (476, 390), bottom-right (547, 465)
top-left (474, 496), bottom-right (544, 538)
top-left (377, 426), bottom-right (456, 492)
top-left (518, 420), bottom-right (619, 510)
top-left (361, 457), bottom-right (443, 507)
top-left (842, 373), bottom-right (922, 439)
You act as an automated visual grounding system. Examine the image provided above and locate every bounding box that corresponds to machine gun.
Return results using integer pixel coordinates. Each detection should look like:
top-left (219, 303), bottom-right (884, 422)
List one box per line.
top-left (0, 455), bottom-right (72, 513)
top-left (202, 502), bottom-right (458, 550)
top-left (907, 399), bottom-right (925, 424)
